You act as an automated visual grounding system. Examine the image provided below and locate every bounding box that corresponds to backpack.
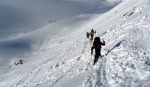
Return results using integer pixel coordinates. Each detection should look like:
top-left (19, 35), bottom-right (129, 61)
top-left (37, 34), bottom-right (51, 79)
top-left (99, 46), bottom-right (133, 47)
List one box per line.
top-left (91, 30), bottom-right (95, 34)
top-left (94, 37), bottom-right (100, 42)
top-left (93, 37), bottom-right (101, 49)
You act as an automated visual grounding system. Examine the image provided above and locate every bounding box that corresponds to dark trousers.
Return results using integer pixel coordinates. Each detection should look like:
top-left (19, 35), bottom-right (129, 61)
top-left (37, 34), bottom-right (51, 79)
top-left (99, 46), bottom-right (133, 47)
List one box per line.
top-left (93, 49), bottom-right (101, 65)
top-left (91, 34), bottom-right (94, 40)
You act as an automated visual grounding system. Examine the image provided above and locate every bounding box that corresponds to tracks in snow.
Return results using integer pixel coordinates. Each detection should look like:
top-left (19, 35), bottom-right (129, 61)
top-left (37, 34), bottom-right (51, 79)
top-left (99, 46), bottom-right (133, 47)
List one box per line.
top-left (9, 36), bottom-right (91, 87)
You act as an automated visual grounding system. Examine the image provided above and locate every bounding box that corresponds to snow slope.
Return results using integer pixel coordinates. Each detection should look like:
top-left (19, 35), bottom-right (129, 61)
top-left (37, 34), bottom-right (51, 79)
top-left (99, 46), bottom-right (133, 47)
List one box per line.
top-left (0, 0), bottom-right (118, 39)
top-left (0, 0), bottom-right (150, 87)
top-left (0, 0), bottom-right (93, 39)
top-left (0, 0), bottom-right (119, 70)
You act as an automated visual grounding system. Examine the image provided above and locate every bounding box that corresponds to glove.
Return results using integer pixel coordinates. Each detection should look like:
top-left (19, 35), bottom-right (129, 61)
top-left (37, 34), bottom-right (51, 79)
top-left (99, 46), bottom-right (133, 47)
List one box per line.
top-left (102, 39), bottom-right (105, 44)
top-left (103, 41), bottom-right (105, 43)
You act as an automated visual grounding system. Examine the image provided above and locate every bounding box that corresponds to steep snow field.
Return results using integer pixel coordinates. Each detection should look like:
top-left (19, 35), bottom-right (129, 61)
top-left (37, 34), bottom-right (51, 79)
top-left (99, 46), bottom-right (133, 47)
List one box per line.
top-left (0, 0), bottom-right (118, 66)
top-left (0, 0), bottom-right (150, 87)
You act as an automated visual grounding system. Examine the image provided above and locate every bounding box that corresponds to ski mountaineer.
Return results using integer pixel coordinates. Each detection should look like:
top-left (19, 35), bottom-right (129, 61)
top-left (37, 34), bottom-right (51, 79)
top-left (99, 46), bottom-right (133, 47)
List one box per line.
top-left (15, 60), bottom-right (23, 65)
top-left (91, 37), bottom-right (105, 65)
top-left (90, 29), bottom-right (96, 40)
top-left (86, 32), bottom-right (90, 39)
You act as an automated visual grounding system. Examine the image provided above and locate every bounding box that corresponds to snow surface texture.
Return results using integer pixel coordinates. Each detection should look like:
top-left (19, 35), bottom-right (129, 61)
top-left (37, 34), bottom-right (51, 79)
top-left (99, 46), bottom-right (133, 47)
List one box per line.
top-left (0, 0), bottom-right (150, 87)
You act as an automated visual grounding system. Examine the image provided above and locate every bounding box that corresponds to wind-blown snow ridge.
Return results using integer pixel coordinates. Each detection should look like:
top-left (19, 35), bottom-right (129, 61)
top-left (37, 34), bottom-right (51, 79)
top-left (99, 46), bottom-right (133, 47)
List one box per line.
top-left (0, 0), bottom-right (150, 87)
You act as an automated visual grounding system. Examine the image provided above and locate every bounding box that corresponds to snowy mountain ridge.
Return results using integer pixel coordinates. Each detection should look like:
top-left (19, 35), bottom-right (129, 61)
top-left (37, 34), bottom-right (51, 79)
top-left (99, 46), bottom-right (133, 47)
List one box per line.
top-left (0, 0), bottom-right (150, 87)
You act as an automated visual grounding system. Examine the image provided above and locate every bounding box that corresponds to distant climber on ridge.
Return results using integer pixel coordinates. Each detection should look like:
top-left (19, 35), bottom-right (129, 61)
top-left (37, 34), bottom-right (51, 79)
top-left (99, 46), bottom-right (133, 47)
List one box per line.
top-left (91, 37), bottom-right (105, 65)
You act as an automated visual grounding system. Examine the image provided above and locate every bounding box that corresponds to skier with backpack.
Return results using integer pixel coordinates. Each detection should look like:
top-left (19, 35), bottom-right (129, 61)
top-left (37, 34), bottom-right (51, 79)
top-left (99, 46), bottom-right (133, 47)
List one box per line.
top-left (86, 32), bottom-right (90, 39)
top-left (90, 29), bottom-right (96, 40)
top-left (91, 37), bottom-right (105, 65)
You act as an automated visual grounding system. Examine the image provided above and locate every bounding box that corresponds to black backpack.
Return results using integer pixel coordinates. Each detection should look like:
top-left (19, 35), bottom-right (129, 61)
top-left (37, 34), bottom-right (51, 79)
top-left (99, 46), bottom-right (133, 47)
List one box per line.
top-left (93, 37), bottom-right (101, 48)
top-left (93, 37), bottom-right (100, 44)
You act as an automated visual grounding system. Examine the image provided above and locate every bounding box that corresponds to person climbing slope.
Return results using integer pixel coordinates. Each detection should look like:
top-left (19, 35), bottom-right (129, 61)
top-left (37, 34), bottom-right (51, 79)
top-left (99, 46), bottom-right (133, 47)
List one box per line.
top-left (91, 37), bottom-right (105, 65)
top-left (90, 29), bottom-right (96, 40)
top-left (86, 32), bottom-right (90, 39)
